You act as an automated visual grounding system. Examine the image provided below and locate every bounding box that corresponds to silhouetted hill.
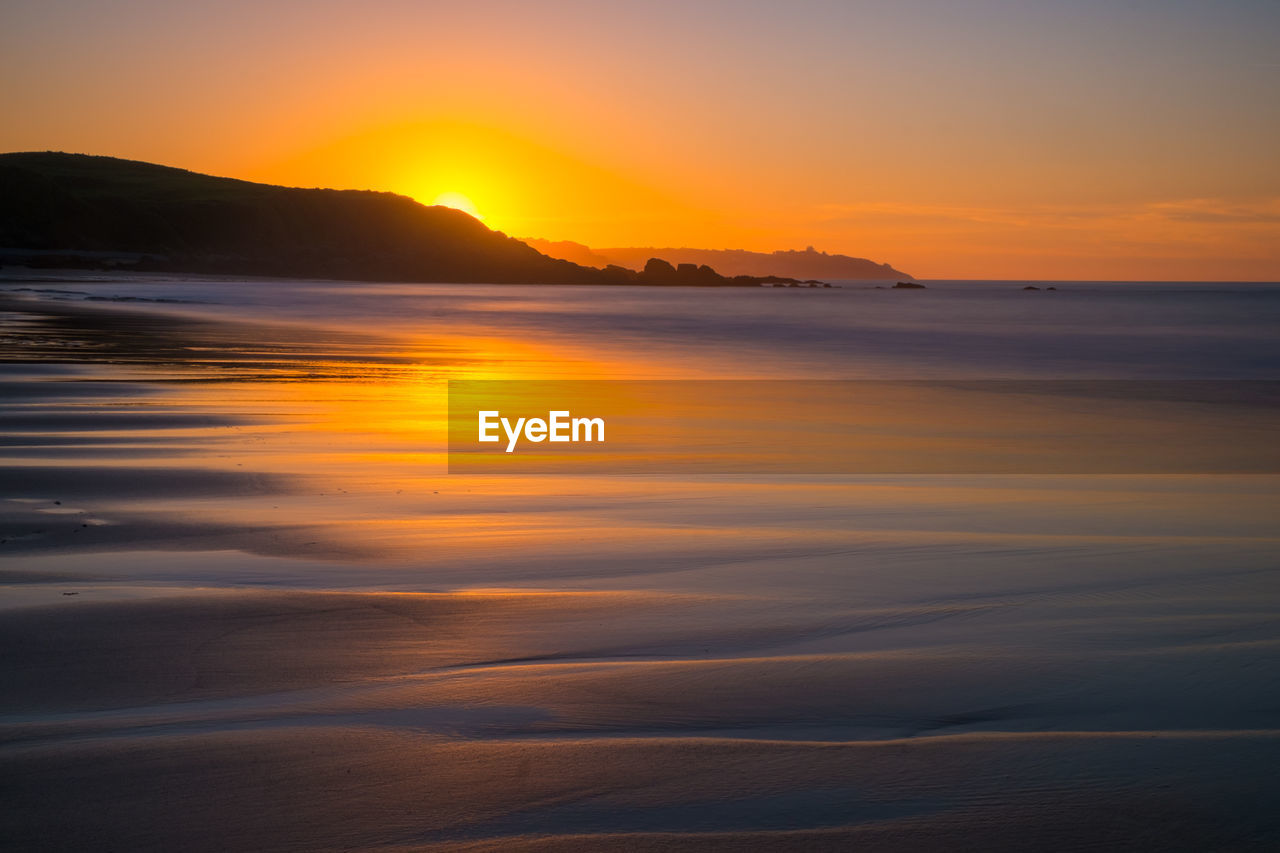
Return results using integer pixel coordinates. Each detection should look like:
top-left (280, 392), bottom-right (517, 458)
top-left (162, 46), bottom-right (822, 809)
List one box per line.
top-left (0, 152), bottom-right (609, 283)
top-left (0, 153), bottom-right (833, 287)
top-left (526, 239), bottom-right (911, 280)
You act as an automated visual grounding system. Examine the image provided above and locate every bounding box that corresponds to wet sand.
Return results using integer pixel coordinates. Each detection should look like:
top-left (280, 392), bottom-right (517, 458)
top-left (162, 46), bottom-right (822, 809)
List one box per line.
top-left (2, 275), bottom-right (1278, 850)
top-left (4, 585), bottom-right (1279, 851)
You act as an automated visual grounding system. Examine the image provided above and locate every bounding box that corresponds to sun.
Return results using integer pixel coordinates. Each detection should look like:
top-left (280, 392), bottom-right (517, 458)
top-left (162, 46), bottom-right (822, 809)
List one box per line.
top-left (431, 192), bottom-right (482, 220)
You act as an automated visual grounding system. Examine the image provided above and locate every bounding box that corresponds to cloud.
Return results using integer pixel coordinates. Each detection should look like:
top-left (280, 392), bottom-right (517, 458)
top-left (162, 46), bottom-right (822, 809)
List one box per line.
top-left (798, 196), bottom-right (1280, 278)
top-left (815, 198), bottom-right (1280, 229)
top-left (1141, 199), bottom-right (1280, 225)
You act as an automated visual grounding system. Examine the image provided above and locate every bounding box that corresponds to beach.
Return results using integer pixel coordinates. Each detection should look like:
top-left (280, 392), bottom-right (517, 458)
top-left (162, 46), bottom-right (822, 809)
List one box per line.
top-left (2, 275), bottom-right (1279, 850)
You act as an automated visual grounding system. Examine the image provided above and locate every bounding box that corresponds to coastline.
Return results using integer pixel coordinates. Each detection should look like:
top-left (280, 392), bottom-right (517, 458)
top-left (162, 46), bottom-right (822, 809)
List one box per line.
top-left (2, 275), bottom-right (1278, 850)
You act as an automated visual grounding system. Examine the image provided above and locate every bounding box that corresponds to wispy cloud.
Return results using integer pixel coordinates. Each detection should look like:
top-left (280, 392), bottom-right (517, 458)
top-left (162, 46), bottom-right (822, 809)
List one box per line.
top-left (802, 197), bottom-right (1280, 278)
top-left (1141, 199), bottom-right (1280, 225)
top-left (815, 198), bottom-right (1280, 229)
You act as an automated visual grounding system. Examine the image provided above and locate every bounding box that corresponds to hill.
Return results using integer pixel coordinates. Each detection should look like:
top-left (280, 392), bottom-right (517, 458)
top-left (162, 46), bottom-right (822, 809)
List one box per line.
top-left (0, 152), bottom-right (608, 283)
top-left (525, 240), bottom-right (911, 281)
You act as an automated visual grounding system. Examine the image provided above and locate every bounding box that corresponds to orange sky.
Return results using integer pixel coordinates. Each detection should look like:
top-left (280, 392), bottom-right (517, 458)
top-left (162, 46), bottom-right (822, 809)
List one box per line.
top-left (3, 0), bottom-right (1278, 279)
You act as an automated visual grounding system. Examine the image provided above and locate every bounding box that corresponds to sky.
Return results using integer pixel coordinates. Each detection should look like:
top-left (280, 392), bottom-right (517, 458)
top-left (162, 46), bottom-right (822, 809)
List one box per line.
top-left (3, 0), bottom-right (1278, 279)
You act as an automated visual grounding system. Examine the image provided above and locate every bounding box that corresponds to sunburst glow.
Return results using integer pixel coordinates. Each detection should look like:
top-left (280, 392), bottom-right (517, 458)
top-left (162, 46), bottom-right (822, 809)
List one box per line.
top-left (431, 192), bottom-right (482, 220)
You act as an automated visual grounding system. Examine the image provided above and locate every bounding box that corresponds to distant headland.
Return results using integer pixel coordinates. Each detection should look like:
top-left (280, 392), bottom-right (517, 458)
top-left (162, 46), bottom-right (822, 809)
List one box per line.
top-left (525, 239), bottom-right (912, 282)
top-left (0, 152), bottom-right (900, 288)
